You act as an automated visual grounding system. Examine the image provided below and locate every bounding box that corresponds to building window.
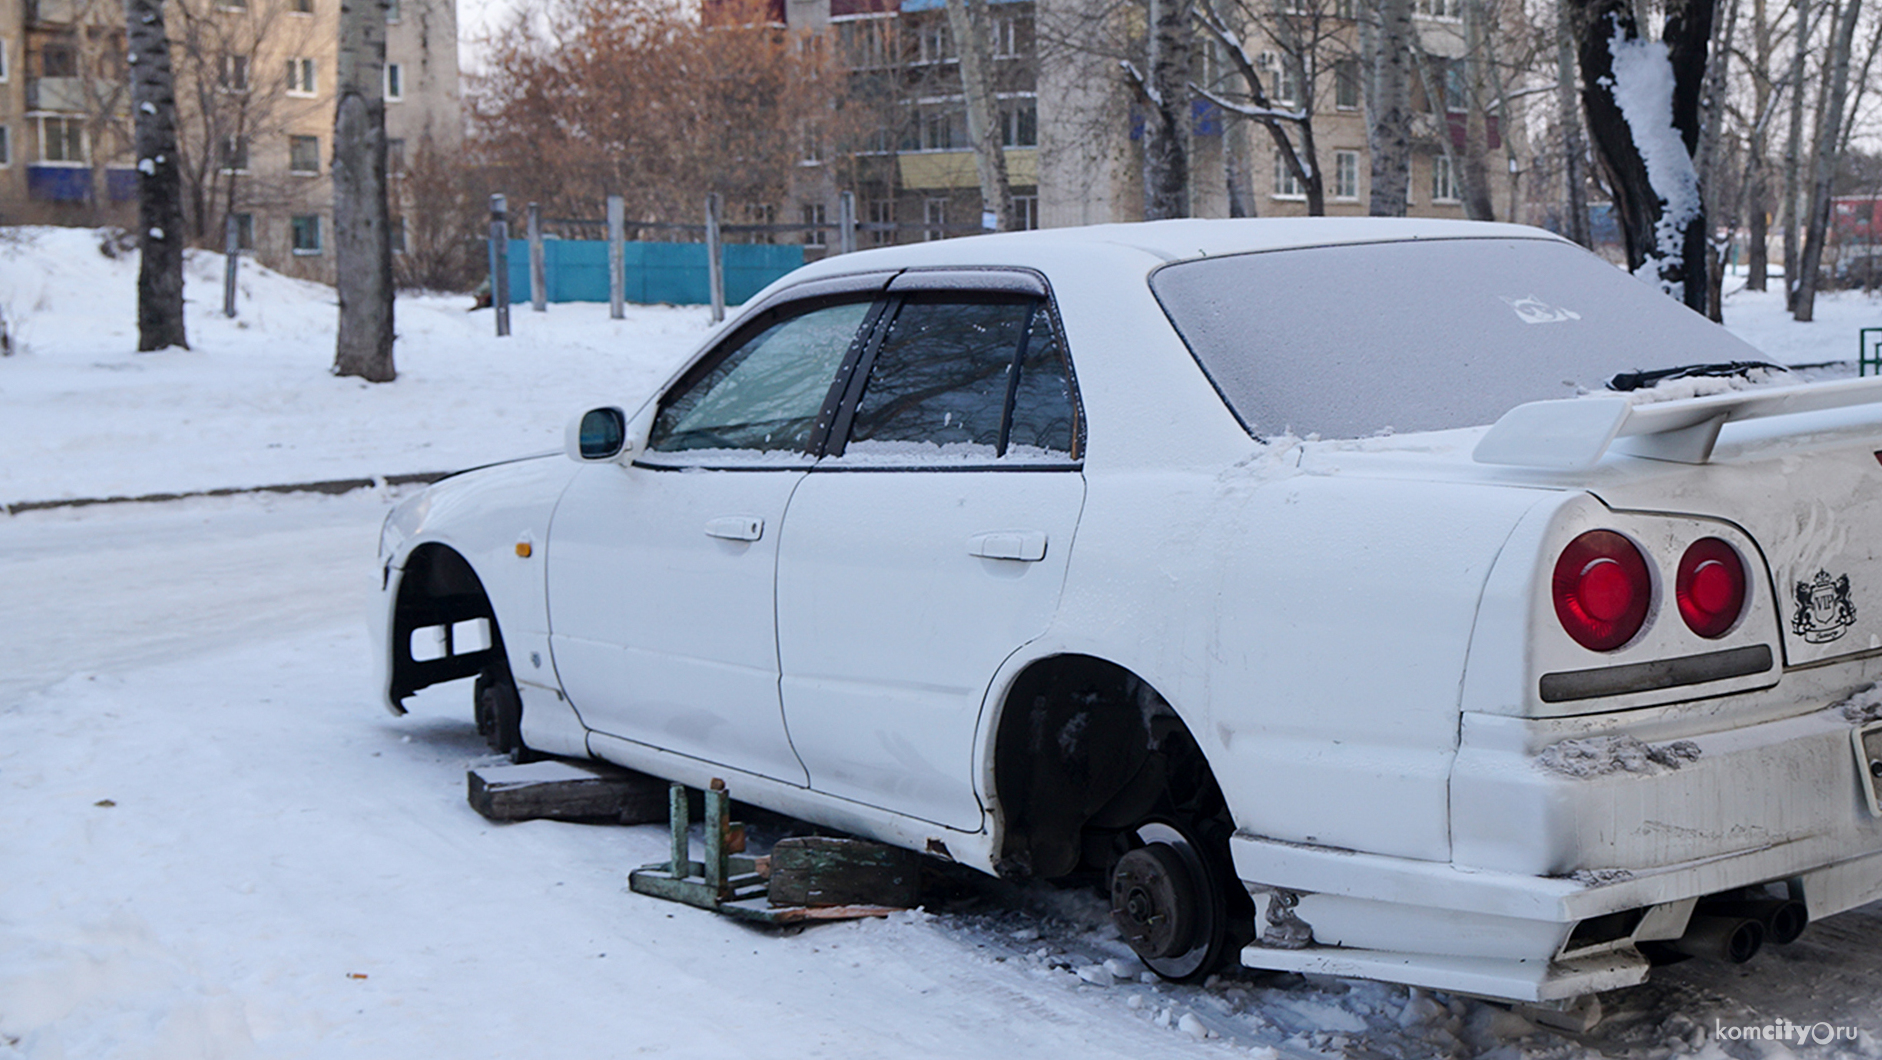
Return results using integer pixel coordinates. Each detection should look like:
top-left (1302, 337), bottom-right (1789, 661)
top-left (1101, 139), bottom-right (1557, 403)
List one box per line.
top-left (0, 125), bottom-right (10, 167)
top-left (1431, 154), bottom-right (1459, 202)
top-left (800, 122), bottom-right (823, 164)
top-left (40, 116), bottom-right (83, 164)
top-left (386, 137), bottom-right (405, 175)
top-left (291, 214), bottom-right (322, 255)
top-left (1272, 149), bottom-right (1304, 198)
top-left (1012, 194), bottom-right (1038, 230)
top-left (1273, 59), bottom-right (1303, 106)
top-left (1001, 98), bottom-right (1037, 147)
top-left (233, 212), bottom-right (254, 250)
top-left (837, 19), bottom-right (891, 69)
top-left (989, 12), bottom-right (1026, 58)
top-left (0, 38), bottom-right (10, 83)
top-left (220, 53), bottom-right (249, 91)
top-left (390, 216), bottom-right (406, 253)
top-left (918, 20), bottom-right (952, 64)
top-left (286, 57), bottom-right (315, 96)
top-left (288, 134), bottom-right (319, 174)
top-left (920, 105), bottom-right (962, 151)
top-left (219, 136), bottom-right (248, 172)
top-left (868, 198), bottom-right (894, 246)
top-left (1415, 0), bottom-right (1461, 18)
top-left (291, 0), bottom-right (312, 13)
top-left (924, 197), bottom-right (947, 241)
top-left (384, 62), bottom-right (403, 101)
top-left (1335, 58), bottom-right (1360, 109)
top-left (741, 202), bottom-right (775, 244)
top-left (385, 0), bottom-right (400, 19)
top-left (1334, 150), bottom-right (1359, 199)
top-left (40, 44), bottom-right (77, 78)
top-left (800, 202), bottom-right (827, 248)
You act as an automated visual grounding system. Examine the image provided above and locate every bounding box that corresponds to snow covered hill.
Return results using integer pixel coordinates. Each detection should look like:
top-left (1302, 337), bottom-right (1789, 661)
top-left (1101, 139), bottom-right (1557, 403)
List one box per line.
top-left (6, 228), bottom-right (1882, 1059)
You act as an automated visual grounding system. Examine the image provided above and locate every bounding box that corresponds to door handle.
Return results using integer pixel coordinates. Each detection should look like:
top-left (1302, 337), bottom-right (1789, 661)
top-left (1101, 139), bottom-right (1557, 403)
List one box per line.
top-left (705, 516), bottom-right (764, 542)
top-left (968, 530), bottom-right (1048, 562)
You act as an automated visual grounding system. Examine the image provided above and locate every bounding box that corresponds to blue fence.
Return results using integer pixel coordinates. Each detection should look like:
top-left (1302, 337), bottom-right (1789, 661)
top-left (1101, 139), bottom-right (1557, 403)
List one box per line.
top-left (500, 238), bottom-right (805, 306)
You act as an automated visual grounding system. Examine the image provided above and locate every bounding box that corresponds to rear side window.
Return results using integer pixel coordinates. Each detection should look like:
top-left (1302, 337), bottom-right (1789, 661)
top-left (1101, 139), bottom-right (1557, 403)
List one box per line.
top-left (838, 294), bottom-right (1079, 463)
top-left (648, 300), bottom-right (870, 456)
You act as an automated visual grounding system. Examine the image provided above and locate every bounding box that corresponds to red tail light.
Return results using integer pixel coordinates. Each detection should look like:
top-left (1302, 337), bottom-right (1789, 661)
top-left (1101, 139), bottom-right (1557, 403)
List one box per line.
top-left (1677, 537), bottom-right (1747, 638)
top-left (1554, 530), bottom-right (1652, 651)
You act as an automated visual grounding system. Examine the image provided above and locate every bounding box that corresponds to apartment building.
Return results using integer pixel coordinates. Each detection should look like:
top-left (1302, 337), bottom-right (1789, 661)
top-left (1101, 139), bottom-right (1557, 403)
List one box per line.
top-left (769, 0), bottom-right (1524, 247)
top-left (0, 0), bottom-right (461, 281)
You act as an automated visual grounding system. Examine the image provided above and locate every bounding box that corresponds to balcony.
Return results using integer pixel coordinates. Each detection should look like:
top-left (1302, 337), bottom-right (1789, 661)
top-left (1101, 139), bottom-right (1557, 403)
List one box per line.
top-left (27, 77), bottom-right (87, 112)
top-left (27, 0), bottom-right (80, 24)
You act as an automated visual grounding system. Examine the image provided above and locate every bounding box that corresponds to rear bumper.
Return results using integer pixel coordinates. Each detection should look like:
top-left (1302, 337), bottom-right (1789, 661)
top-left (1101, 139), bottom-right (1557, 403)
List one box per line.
top-left (1234, 699), bottom-right (1882, 1001)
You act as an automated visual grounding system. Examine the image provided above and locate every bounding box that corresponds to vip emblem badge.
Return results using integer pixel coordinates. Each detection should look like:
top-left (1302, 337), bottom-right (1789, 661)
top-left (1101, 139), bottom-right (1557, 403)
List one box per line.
top-left (1792, 570), bottom-right (1857, 643)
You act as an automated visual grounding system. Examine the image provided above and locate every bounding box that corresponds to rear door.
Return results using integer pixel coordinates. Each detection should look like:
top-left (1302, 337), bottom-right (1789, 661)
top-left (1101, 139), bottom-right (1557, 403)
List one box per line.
top-left (775, 271), bottom-right (1087, 830)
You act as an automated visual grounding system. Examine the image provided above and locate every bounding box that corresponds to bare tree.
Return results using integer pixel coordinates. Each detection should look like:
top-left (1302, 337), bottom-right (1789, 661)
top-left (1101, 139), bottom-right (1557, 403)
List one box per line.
top-left (946, 0), bottom-right (1017, 229)
top-left (1555, 0), bottom-right (1593, 244)
top-left (1122, 0), bottom-right (1196, 217)
top-left (333, 0), bottom-right (394, 381)
top-left (1792, 0), bottom-right (1863, 320)
top-left (1781, 0), bottom-right (1811, 305)
top-left (1365, 0), bottom-right (1414, 215)
top-left (127, 0), bottom-right (188, 351)
top-left (1566, 0), bottom-right (1717, 311)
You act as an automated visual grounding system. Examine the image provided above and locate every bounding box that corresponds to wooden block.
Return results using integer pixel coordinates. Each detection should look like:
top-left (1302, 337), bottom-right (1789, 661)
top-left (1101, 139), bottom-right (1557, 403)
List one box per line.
top-left (467, 759), bottom-right (669, 823)
top-left (767, 836), bottom-right (920, 909)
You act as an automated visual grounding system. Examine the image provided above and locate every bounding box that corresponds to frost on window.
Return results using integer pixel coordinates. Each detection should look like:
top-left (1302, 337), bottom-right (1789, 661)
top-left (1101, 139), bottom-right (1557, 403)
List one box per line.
top-left (650, 299), bottom-right (869, 456)
top-left (1149, 238), bottom-right (1765, 440)
top-left (841, 295), bottom-right (1078, 462)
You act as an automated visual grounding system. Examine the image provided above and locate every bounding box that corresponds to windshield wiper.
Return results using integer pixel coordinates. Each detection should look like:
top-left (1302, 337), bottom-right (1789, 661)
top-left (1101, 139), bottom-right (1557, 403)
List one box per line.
top-left (1606, 361), bottom-right (1789, 392)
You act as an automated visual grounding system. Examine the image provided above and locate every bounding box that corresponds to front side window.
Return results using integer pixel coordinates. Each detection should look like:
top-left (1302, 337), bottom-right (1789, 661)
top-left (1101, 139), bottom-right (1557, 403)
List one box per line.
top-left (838, 294), bottom-right (1078, 463)
top-left (648, 300), bottom-right (871, 458)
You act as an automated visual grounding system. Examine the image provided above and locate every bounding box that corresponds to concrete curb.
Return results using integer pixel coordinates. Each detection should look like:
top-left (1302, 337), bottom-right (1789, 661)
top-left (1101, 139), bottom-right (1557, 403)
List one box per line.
top-left (2, 471), bottom-right (453, 516)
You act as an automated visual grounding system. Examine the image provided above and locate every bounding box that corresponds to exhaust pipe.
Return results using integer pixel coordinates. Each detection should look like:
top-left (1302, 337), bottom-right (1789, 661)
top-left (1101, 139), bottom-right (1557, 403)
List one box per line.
top-left (1672, 915), bottom-right (1764, 963)
top-left (1700, 898), bottom-right (1809, 945)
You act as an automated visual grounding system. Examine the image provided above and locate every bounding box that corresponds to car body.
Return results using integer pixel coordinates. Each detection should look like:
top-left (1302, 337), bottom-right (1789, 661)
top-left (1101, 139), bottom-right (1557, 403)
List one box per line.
top-left (372, 218), bottom-right (1882, 1003)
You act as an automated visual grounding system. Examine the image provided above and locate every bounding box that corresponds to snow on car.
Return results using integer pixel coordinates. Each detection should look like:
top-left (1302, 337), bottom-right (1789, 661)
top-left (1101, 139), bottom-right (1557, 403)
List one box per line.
top-left (369, 217), bottom-right (1882, 1004)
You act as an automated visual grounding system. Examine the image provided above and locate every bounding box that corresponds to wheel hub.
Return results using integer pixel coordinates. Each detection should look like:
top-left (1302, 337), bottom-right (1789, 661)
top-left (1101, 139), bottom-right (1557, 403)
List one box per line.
top-left (1110, 842), bottom-right (1197, 960)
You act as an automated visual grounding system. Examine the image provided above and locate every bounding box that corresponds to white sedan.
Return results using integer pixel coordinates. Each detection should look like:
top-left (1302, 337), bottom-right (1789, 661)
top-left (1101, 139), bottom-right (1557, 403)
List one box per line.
top-left (372, 219), bottom-right (1882, 1003)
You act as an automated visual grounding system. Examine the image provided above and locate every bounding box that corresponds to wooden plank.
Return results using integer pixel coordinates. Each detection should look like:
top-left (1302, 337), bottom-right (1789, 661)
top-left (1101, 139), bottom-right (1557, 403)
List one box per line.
top-left (767, 836), bottom-right (919, 909)
top-left (467, 759), bottom-right (669, 823)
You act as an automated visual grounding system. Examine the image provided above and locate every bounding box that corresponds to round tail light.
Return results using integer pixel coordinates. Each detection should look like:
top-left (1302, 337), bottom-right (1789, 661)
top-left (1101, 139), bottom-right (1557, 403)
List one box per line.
top-left (1677, 537), bottom-right (1747, 638)
top-left (1554, 530), bottom-right (1653, 651)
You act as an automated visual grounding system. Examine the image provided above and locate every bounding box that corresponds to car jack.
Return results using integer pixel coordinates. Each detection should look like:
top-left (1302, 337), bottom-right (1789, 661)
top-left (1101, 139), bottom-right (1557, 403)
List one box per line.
top-left (627, 778), bottom-right (916, 925)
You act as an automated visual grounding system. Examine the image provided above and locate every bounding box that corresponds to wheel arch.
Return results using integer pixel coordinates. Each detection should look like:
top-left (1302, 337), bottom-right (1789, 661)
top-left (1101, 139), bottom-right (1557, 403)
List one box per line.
top-left (388, 541), bottom-right (509, 704)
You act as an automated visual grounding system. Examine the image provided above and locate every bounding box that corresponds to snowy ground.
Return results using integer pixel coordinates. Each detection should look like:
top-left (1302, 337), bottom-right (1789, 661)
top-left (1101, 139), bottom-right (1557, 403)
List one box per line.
top-left (7, 228), bottom-right (1882, 1058)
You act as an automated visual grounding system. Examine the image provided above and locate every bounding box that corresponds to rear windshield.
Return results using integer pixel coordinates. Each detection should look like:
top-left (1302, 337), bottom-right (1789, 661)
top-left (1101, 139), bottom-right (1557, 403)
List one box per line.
top-left (1149, 237), bottom-right (1764, 439)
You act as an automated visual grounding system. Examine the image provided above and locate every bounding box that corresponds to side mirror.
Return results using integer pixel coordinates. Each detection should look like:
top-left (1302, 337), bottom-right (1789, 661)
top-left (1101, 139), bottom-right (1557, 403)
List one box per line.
top-left (566, 407), bottom-right (627, 462)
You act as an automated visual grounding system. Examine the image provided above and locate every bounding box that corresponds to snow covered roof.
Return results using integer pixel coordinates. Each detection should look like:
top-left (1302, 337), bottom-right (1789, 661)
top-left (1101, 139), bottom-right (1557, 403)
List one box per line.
top-left (786, 218), bottom-right (1568, 285)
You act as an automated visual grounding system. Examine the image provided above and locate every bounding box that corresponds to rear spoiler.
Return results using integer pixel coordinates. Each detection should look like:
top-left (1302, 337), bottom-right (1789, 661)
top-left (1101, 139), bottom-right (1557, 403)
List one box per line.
top-left (1473, 375), bottom-right (1882, 470)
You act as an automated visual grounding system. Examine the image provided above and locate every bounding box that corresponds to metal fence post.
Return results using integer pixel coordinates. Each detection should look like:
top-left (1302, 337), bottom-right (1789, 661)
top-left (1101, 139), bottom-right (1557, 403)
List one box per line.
top-left (489, 194), bottom-right (511, 338)
top-left (527, 201), bottom-right (547, 312)
top-left (838, 191), bottom-right (857, 255)
top-left (705, 192), bottom-right (725, 324)
top-left (607, 194), bottom-right (625, 320)
top-left (221, 212), bottom-right (239, 318)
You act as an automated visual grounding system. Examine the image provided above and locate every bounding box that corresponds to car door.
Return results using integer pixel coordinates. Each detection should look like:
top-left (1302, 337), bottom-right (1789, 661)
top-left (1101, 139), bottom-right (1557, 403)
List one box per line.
top-left (547, 293), bottom-right (882, 785)
top-left (775, 271), bottom-right (1087, 830)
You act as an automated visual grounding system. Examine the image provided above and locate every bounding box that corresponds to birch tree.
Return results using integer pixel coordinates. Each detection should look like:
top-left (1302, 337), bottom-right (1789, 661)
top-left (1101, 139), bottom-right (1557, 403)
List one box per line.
top-left (1365, 0), bottom-right (1413, 215)
top-left (127, 0), bottom-right (188, 351)
top-left (332, 0), bottom-right (394, 381)
top-left (1122, 0), bottom-right (1195, 218)
top-left (946, 0), bottom-right (1017, 229)
top-left (1190, 0), bottom-right (1337, 215)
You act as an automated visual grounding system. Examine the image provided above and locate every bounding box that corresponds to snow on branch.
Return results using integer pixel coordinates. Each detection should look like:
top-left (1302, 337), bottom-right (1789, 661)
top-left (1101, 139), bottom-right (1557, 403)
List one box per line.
top-left (1190, 81), bottom-right (1307, 124)
top-left (1602, 14), bottom-right (1701, 298)
top-left (1119, 59), bottom-right (1163, 108)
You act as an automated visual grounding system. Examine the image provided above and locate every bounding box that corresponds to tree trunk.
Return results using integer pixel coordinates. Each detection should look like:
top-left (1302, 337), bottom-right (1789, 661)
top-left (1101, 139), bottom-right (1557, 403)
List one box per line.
top-left (333, 0), bottom-right (395, 382)
top-left (1556, 2), bottom-right (1593, 246)
top-left (1781, 0), bottom-right (1809, 307)
top-left (1457, 0), bottom-right (1496, 220)
top-left (945, 0), bottom-right (1015, 231)
top-left (1793, 0), bottom-right (1862, 321)
top-left (1568, 0), bottom-right (1713, 311)
top-left (1141, 0), bottom-right (1192, 219)
top-left (1365, 0), bottom-right (1412, 216)
top-left (1745, 0), bottom-right (1774, 289)
top-left (1695, 0), bottom-right (1737, 320)
top-left (126, 0), bottom-right (188, 352)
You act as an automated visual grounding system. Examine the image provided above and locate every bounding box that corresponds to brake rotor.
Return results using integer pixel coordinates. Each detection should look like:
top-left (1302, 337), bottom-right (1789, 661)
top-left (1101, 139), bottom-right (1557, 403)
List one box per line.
top-left (1110, 841), bottom-right (1198, 959)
